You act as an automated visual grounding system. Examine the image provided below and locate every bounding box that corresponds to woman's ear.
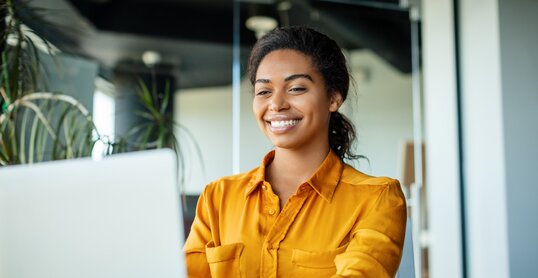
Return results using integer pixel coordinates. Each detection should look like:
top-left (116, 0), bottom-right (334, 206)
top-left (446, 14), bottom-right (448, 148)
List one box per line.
top-left (329, 91), bottom-right (343, 112)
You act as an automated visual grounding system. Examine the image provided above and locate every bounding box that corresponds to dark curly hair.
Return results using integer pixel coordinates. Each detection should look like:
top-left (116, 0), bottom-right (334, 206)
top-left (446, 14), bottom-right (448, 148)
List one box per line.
top-left (248, 26), bottom-right (361, 160)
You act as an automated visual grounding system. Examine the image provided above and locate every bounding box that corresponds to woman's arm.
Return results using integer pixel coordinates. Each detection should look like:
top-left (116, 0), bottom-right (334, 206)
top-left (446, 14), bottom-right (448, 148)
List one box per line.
top-left (183, 188), bottom-right (212, 277)
top-left (332, 180), bottom-right (407, 277)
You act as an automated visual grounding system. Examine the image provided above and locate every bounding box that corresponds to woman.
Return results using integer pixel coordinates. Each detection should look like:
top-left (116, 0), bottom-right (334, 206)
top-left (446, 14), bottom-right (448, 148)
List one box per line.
top-left (184, 26), bottom-right (407, 277)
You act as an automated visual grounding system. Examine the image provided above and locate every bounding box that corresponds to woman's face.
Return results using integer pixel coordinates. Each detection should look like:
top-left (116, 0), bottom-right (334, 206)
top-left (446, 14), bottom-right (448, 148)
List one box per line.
top-left (252, 49), bottom-right (341, 151)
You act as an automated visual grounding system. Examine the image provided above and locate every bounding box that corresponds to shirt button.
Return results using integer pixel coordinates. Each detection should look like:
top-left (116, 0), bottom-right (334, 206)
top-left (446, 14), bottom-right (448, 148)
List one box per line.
top-left (262, 185), bottom-right (267, 190)
top-left (268, 209), bottom-right (276, 215)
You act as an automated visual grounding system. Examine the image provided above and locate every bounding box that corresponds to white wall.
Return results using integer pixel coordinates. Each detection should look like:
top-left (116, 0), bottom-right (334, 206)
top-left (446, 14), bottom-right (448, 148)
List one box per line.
top-left (422, 1), bottom-right (538, 277)
top-left (421, 1), bottom-right (464, 276)
top-left (345, 50), bottom-right (413, 180)
top-left (175, 49), bottom-right (413, 194)
top-left (460, 0), bottom-right (510, 277)
top-left (174, 86), bottom-right (233, 195)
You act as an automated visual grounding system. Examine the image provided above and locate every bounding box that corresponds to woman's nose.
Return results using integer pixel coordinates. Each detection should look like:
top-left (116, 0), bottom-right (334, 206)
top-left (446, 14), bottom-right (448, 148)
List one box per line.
top-left (269, 91), bottom-right (289, 111)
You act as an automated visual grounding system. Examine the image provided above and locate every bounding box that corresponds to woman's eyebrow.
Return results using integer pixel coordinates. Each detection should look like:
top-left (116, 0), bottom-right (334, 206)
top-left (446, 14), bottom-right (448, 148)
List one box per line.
top-left (255, 74), bottom-right (314, 84)
top-left (284, 74), bottom-right (314, 82)
top-left (255, 78), bottom-right (271, 84)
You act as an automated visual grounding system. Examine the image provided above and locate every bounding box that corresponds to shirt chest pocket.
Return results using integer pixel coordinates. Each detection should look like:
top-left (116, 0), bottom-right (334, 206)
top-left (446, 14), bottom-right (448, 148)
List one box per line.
top-left (205, 241), bottom-right (244, 278)
top-left (291, 244), bottom-right (348, 278)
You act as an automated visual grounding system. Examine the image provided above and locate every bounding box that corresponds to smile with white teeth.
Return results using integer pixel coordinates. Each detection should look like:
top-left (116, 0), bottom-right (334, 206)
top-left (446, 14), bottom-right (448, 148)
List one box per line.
top-left (270, 119), bottom-right (300, 128)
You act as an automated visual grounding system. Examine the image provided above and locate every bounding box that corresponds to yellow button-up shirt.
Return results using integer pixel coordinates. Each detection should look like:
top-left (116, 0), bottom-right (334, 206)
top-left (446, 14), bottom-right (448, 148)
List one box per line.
top-left (184, 150), bottom-right (407, 277)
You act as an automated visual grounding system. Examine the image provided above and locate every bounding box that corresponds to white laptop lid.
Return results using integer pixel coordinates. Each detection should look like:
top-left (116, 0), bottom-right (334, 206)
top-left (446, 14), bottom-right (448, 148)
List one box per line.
top-left (0, 149), bottom-right (186, 278)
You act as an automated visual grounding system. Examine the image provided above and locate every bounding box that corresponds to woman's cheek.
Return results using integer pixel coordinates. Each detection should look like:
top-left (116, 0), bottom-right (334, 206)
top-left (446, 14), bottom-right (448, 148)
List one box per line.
top-left (252, 100), bottom-right (266, 128)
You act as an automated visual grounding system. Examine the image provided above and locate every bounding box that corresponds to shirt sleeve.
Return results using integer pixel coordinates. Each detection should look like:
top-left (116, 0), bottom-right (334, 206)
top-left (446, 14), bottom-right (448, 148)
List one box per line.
top-left (332, 180), bottom-right (407, 277)
top-left (183, 186), bottom-right (213, 278)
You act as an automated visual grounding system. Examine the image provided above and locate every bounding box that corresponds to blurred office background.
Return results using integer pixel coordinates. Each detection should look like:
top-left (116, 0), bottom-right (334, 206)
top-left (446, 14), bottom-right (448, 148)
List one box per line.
top-left (5, 0), bottom-right (537, 277)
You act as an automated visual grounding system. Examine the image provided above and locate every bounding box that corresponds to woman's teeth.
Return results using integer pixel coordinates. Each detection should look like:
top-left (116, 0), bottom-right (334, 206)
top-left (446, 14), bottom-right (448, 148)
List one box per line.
top-left (270, 120), bottom-right (300, 127)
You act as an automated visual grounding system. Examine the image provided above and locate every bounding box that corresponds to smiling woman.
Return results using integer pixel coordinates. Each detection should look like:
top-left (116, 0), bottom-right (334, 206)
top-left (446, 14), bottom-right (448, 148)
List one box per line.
top-left (184, 26), bottom-right (407, 277)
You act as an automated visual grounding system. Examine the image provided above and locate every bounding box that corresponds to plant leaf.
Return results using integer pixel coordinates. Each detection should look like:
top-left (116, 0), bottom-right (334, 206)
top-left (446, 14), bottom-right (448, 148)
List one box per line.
top-left (160, 79), bottom-right (171, 114)
top-left (28, 111), bottom-right (40, 164)
top-left (18, 106), bottom-right (30, 164)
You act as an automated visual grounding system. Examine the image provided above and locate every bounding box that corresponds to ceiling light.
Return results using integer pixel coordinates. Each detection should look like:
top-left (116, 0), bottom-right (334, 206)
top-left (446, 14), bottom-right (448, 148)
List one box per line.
top-left (142, 50), bottom-right (162, 67)
top-left (277, 1), bottom-right (292, 12)
top-left (246, 16), bottom-right (278, 39)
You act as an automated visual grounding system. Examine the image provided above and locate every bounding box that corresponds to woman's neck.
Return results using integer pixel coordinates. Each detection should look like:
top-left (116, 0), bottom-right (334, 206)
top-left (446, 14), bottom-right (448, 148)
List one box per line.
top-left (266, 144), bottom-right (331, 207)
top-left (271, 147), bottom-right (329, 181)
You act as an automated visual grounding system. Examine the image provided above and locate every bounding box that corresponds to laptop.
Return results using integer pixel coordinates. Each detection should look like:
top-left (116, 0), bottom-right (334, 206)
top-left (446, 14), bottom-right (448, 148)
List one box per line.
top-left (0, 149), bottom-right (186, 278)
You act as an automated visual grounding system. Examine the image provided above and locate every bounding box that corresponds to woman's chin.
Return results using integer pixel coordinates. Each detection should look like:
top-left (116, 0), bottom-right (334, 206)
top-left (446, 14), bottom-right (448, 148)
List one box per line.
top-left (268, 137), bottom-right (310, 151)
top-left (268, 138), bottom-right (298, 150)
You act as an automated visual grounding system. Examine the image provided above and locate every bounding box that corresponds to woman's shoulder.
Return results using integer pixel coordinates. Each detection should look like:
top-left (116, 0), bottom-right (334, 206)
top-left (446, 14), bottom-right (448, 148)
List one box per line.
top-left (335, 164), bottom-right (406, 207)
top-left (339, 164), bottom-right (402, 192)
top-left (202, 166), bottom-right (261, 196)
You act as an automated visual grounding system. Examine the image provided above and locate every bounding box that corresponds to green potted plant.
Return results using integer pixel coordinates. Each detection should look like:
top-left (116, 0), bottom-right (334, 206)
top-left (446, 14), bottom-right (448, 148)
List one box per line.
top-left (0, 0), bottom-right (202, 197)
top-left (0, 0), bottom-right (101, 165)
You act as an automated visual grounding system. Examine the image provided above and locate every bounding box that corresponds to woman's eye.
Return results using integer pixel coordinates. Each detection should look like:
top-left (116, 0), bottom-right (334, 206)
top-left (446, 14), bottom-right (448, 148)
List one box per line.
top-left (256, 90), bottom-right (271, 96)
top-left (289, 87), bottom-right (306, 93)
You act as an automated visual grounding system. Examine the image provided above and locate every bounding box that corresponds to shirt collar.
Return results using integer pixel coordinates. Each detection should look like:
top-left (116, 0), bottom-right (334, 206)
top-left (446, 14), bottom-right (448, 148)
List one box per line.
top-left (244, 150), bottom-right (274, 197)
top-left (245, 149), bottom-right (344, 202)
